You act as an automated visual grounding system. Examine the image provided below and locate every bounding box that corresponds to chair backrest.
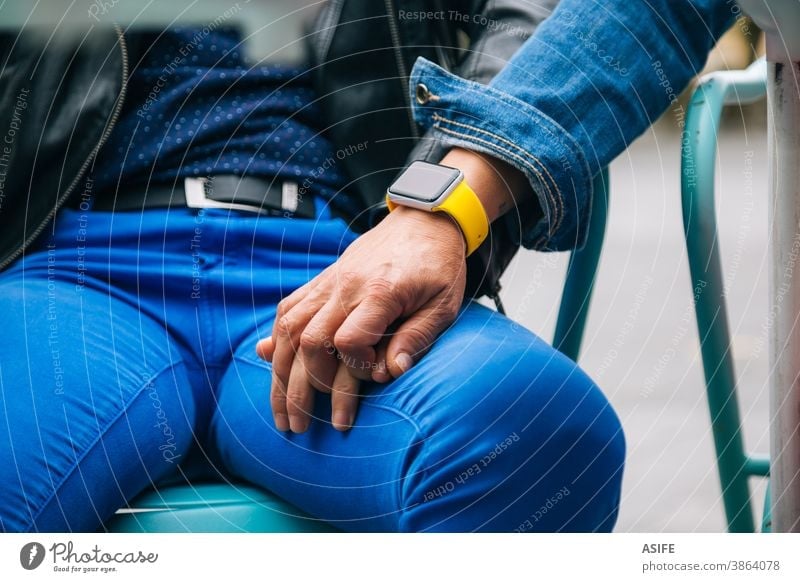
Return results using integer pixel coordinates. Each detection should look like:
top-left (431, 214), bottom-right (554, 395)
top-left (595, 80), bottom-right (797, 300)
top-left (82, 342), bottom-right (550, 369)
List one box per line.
top-left (681, 58), bottom-right (770, 533)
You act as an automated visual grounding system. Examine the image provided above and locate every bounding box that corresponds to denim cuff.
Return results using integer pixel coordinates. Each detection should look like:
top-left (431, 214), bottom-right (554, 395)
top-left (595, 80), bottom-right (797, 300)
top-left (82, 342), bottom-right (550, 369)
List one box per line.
top-left (409, 57), bottom-right (593, 251)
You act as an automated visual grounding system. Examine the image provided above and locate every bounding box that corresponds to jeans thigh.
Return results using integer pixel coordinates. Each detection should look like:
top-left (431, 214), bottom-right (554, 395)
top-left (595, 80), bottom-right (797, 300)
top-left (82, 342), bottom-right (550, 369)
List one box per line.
top-left (0, 269), bottom-right (197, 532)
top-left (211, 302), bottom-right (625, 532)
top-left (365, 302), bottom-right (626, 532)
top-left (210, 325), bottom-right (420, 532)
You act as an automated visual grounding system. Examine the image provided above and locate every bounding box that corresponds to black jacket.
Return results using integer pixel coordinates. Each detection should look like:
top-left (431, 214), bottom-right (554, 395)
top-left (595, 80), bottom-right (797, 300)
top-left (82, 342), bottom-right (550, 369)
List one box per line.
top-left (0, 0), bottom-right (558, 302)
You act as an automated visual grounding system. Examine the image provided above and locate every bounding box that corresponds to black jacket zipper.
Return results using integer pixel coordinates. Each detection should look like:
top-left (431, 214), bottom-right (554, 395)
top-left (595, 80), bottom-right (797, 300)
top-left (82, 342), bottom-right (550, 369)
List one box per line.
top-left (0, 24), bottom-right (129, 271)
top-left (384, 0), bottom-right (420, 139)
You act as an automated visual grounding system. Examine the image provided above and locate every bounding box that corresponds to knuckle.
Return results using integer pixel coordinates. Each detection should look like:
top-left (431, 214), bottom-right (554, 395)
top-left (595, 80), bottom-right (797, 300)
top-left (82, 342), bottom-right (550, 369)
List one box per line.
top-left (299, 329), bottom-right (322, 353)
top-left (286, 391), bottom-right (310, 412)
top-left (270, 383), bottom-right (287, 404)
top-left (366, 277), bottom-right (397, 298)
top-left (444, 301), bottom-right (460, 321)
top-left (276, 299), bottom-right (291, 320)
top-left (431, 297), bottom-right (459, 323)
top-left (276, 314), bottom-right (295, 337)
top-left (332, 380), bottom-right (357, 396)
top-left (334, 270), bottom-right (360, 290)
top-left (333, 329), bottom-right (361, 354)
top-left (404, 325), bottom-right (437, 351)
top-left (271, 373), bottom-right (287, 392)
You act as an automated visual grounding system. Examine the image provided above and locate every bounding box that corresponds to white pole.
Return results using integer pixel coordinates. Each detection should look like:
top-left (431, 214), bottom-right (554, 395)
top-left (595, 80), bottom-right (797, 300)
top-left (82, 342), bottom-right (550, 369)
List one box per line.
top-left (767, 55), bottom-right (800, 532)
top-left (739, 0), bottom-right (800, 532)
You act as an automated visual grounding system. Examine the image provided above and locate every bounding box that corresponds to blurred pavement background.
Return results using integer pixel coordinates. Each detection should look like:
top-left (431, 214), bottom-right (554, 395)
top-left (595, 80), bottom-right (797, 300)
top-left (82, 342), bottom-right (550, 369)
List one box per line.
top-left (499, 96), bottom-right (770, 532)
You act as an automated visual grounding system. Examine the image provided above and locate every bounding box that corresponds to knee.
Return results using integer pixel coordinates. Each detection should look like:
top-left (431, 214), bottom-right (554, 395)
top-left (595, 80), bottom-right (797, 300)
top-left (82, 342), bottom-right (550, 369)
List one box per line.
top-left (398, 346), bottom-right (625, 532)
top-left (500, 350), bottom-right (626, 531)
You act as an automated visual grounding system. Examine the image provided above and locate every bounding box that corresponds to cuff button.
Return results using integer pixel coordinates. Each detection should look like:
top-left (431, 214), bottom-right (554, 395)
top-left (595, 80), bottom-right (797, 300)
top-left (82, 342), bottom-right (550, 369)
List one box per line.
top-left (415, 83), bottom-right (432, 105)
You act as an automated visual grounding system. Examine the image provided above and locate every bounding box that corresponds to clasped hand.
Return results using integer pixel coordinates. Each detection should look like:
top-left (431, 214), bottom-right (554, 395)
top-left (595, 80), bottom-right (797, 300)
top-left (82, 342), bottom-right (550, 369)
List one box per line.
top-left (256, 206), bottom-right (467, 433)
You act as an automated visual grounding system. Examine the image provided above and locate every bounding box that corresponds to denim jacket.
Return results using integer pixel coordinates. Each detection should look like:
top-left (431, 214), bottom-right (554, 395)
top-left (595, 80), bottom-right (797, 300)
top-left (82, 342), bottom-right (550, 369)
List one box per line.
top-left (409, 0), bottom-right (737, 251)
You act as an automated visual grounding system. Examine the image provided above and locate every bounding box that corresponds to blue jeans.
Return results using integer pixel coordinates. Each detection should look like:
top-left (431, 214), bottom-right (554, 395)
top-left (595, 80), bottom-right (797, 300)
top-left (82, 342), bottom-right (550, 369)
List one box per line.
top-left (0, 206), bottom-right (624, 532)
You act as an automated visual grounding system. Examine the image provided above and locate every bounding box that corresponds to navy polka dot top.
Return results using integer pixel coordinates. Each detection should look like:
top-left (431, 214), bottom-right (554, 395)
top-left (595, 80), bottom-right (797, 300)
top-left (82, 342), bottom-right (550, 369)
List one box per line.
top-left (92, 27), bottom-right (351, 214)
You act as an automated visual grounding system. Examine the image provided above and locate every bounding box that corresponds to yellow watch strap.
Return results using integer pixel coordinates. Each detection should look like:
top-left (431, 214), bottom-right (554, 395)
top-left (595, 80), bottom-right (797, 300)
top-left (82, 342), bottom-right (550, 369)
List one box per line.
top-left (386, 179), bottom-right (489, 256)
top-left (432, 179), bottom-right (489, 256)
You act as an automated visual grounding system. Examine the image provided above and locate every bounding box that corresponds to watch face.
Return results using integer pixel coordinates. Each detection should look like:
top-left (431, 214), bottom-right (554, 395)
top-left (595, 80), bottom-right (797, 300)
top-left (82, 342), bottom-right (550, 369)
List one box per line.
top-left (389, 161), bottom-right (461, 203)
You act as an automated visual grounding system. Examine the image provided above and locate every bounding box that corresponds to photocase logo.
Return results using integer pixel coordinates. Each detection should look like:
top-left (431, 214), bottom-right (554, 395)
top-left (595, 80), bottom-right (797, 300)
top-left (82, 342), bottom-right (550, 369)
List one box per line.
top-left (20, 542), bottom-right (46, 570)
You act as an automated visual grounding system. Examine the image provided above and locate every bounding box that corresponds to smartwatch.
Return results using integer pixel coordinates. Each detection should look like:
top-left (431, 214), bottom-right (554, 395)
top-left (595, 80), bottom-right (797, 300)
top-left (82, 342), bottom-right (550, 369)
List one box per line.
top-left (386, 160), bottom-right (489, 256)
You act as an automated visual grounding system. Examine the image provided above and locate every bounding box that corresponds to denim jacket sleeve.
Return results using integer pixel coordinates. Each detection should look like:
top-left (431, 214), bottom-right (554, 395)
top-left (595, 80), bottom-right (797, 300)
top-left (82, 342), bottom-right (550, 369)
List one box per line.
top-left (409, 0), bottom-right (736, 251)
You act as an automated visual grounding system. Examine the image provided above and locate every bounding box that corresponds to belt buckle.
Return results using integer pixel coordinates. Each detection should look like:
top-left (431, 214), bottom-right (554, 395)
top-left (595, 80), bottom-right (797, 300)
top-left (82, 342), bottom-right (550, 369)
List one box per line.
top-left (184, 177), bottom-right (268, 214)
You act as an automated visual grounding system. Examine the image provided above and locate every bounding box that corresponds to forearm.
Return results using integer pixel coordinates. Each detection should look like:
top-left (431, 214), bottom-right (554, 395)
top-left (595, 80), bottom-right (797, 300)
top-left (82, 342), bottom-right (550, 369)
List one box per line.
top-left (401, 0), bottom-right (559, 223)
top-left (409, 0), bottom-right (735, 250)
top-left (487, 0), bottom-right (736, 176)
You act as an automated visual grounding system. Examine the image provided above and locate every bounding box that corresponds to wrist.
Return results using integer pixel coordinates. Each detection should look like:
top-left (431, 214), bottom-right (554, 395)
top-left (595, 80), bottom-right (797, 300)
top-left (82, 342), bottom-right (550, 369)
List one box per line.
top-left (439, 147), bottom-right (528, 223)
top-left (389, 205), bottom-right (467, 257)
top-left (385, 160), bottom-right (487, 256)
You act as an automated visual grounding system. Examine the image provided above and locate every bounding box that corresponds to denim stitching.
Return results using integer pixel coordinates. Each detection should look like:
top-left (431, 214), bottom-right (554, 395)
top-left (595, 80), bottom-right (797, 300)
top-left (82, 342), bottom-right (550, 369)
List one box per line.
top-left (26, 361), bottom-right (186, 531)
top-left (432, 113), bottom-right (564, 215)
top-left (411, 59), bottom-right (594, 240)
top-left (432, 113), bottom-right (564, 235)
top-left (414, 59), bottom-right (588, 172)
top-left (415, 59), bottom-right (589, 168)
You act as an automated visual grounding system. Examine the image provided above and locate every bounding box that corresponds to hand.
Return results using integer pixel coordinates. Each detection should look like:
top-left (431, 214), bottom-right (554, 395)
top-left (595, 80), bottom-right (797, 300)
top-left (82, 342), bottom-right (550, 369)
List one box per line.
top-left (257, 146), bottom-right (530, 434)
top-left (257, 206), bottom-right (467, 433)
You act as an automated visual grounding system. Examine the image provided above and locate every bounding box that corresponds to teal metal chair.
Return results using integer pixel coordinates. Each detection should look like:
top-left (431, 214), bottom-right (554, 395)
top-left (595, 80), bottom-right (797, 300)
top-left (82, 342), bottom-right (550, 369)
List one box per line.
top-left (107, 170), bottom-right (610, 533)
top-left (555, 170), bottom-right (610, 361)
top-left (107, 482), bottom-right (337, 532)
top-left (681, 58), bottom-right (771, 532)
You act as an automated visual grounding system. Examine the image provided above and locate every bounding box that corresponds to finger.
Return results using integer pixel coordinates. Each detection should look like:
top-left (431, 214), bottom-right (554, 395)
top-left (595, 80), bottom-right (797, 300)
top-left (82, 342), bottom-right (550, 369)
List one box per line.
top-left (299, 299), bottom-right (349, 392)
top-left (256, 336), bottom-right (275, 362)
top-left (267, 271), bottom-right (337, 429)
top-left (371, 338), bottom-right (391, 383)
top-left (270, 298), bottom-right (320, 412)
top-left (331, 362), bottom-right (360, 431)
top-left (270, 360), bottom-right (290, 432)
top-left (269, 265), bottom-right (333, 345)
top-left (286, 355), bottom-right (316, 433)
top-left (385, 299), bottom-right (457, 378)
top-left (334, 293), bottom-right (403, 377)
top-left (273, 283), bottom-right (311, 329)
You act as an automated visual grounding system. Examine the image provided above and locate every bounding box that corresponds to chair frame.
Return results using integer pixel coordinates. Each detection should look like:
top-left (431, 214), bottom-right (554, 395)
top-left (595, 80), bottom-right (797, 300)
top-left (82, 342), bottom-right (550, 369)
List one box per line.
top-left (555, 169), bottom-right (610, 361)
top-left (681, 58), bottom-right (771, 533)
